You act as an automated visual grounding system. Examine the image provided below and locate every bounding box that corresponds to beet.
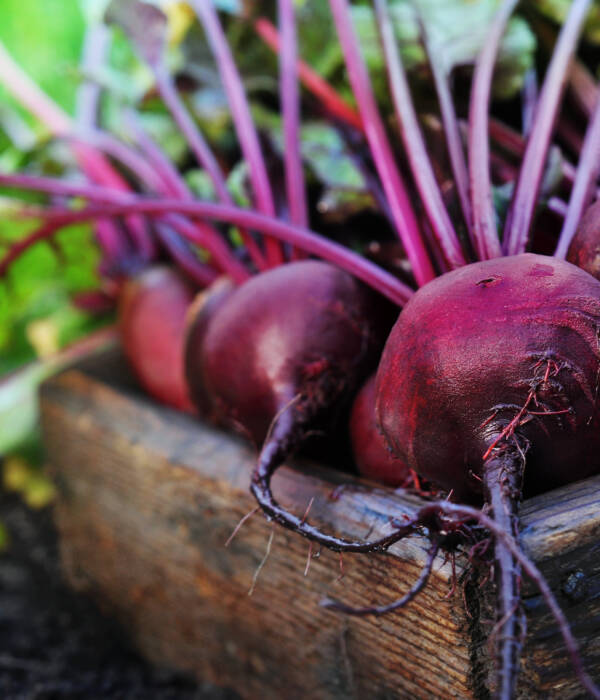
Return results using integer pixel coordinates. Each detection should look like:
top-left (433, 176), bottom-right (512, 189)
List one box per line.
top-left (349, 374), bottom-right (410, 487)
top-left (567, 199), bottom-right (600, 280)
top-left (375, 253), bottom-right (600, 698)
top-left (119, 266), bottom-right (197, 412)
top-left (185, 260), bottom-right (396, 539)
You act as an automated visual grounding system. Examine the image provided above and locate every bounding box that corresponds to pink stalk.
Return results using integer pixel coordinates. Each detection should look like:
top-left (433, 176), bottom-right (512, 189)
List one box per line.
top-left (569, 60), bottom-right (599, 119)
top-left (374, 0), bottom-right (464, 270)
top-left (253, 17), bottom-right (364, 133)
top-left (127, 113), bottom-right (261, 275)
top-left (555, 91), bottom-right (600, 258)
top-left (521, 68), bottom-right (538, 138)
top-left (192, 1), bottom-right (283, 266)
top-left (0, 173), bottom-right (248, 283)
top-left (126, 112), bottom-right (192, 198)
top-left (503, 0), bottom-right (592, 256)
top-left (76, 24), bottom-right (128, 264)
top-left (0, 40), bottom-right (154, 259)
top-left (11, 196), bottom-right (414, 305)
top-left (279, 0), bottom-right (309, 252)
top-left (468, 0), bottom-right (519, 260)
top-left (419, 21), bottom-right (473, 242)
top-left (153, 225), bottom-right (218, 286)
top-left (328, 0), bottom-right (434, 285)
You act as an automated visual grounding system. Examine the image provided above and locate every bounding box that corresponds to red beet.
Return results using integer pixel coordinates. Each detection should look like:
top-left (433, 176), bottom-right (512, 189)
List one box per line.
top-left (567, 199), bottom-right (600, 280)
top-left (185, 260), bottom-right (395, 540)
top-left (349, 375), bottom-right (410, 487)
top-left (119, 265), bottom-right (197, 412)
top-left (375, 253), bottom-right (600, 698)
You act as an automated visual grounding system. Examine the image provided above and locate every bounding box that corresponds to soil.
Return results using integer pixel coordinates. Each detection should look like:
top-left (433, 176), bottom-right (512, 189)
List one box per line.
top-left (0, 488), bottom-right (239, 700)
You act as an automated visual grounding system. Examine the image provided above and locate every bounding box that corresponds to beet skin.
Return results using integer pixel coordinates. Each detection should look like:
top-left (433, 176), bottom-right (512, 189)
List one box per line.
top-left (119, 266), bottom-right (197, 412)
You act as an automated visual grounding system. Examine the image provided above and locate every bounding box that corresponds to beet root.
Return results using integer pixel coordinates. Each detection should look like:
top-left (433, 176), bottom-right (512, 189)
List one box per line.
top-left (376, 253), bottom-right (600, 698)
top-left (184, 260), bottom-right (396, 545)
top-left (567, 199), bottom-right (600, 280)
top-left (119, 265), bottom-right (198, 412)
top-left (349, 374), bottom-right (410, 487)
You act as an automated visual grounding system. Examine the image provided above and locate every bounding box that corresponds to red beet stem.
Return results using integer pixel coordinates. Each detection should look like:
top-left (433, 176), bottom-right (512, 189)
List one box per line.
top-left (555, 90), bottom-right (600, 258)
top-left (192, 1), bottom-right (283, 266)
top-left (374, 0), bottom-right (465, 270)
top-left (279, 0), bottom-right (308, 234)
top-left (0, 39), bottom-right (155, 261)
top-left (468, 0), bottom-right (519, 260)
top-left (0, 174), bottom-right (249, 282)
top-left (503, 0), bottom-right (592, 256)
top-left (418, 16), bottom-right (473, 241)
top-left (253, 17), bottom-right (363, 132)
top-left (521, 68), bottom-right (538, 138)
top-left (328, 0), bottom-right (435, 286)
top-left (6, 191), bottom-right (413, 305)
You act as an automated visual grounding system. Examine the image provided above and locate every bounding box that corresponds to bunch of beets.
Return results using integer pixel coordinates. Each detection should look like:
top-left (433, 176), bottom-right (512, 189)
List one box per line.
top-left (2, 1), bottom-right (600, 697)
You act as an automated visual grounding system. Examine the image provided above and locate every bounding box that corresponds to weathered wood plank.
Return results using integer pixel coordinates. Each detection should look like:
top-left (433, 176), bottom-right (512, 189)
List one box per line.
top-left (39, 356), bottom-right (600, 699)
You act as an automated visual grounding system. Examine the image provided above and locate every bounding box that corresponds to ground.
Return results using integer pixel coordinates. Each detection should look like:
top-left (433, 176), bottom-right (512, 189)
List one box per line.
top-left (0, 489), bottom-right (239, 699)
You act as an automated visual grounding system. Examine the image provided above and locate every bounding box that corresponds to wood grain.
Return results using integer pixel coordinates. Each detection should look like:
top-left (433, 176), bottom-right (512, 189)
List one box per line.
top-left (40, 354), bottom-right (600, 699)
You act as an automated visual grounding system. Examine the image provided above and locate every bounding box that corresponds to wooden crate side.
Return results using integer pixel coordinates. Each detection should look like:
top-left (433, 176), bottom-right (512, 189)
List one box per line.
top-left (41, 370), bottom-right (472, 700)
top-left (40, 367), bottom-right (600, 699)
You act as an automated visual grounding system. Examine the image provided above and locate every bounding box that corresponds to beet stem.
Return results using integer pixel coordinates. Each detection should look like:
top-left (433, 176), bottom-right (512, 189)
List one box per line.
top-left (503, 0), bottom-right (592, 256)
top-left (253, 17), bottom-right (364, 133)
top-left (555, 88), bottom-right (600, 258)
top-left (418, 16), bottom-right (474, 241)
top-left (521, 68), bottom-right (538, 138)
top-left (278, 0), bottom-right (309, 239)
top-left (482, 448), bottom-right (525, 700)
top-left (321, 541), bottom-right (439, 617)
top-left (192, 1), bottom-right (284, 266)
top-left (468, 0), bottom-right (519, 261)
top-left (6, 192), bottom-right (415, 305)
top-left (374, 0), bottom-right (465, 270)
top-left (328, 0), bottom-right (435, 286)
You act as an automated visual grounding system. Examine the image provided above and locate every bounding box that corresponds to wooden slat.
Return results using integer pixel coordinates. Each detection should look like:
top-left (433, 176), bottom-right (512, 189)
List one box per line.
top-left (39, 356), bottom-right (600, 699)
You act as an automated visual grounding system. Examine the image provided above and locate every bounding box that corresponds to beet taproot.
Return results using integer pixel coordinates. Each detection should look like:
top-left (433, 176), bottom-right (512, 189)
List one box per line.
top-left (185, 260), bottom-right (396, 539)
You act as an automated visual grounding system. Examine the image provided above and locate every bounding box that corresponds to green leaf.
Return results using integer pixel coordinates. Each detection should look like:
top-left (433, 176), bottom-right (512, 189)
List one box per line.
top-left (0, 0), bottom-right (85, 115)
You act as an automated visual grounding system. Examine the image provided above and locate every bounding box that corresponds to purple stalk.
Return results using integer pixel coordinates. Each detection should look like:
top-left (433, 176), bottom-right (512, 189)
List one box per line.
top-left (503, 0), bottom-right (592, 256)
top-left (328, 0), bottom-right (434, 286)
top-left (76, 24), bottom-right (127, 264)
top-left (419, 21), bottom-right (473, 242)
top-left (278, 0), bottom-right (308, 235)
top-left (521, 68), bottom-right (538, 138)
top-left (153, 67), bottom-right (230, 201)
top-left (9, 194), bottom-right (415, 305)
top-left (126, 113), bottom-right (259, 277)
top-left (468, 0), bottom-right (519, 260)
top-left (125, 111), bottom-right (193, 198)
top-left (0, 39), bottom-right (157, 260)
top-left (0, 173), bottom-right (249, 283)
top-left (0, 41), bottom-right (140, 197)
top-left (555, 91), bottom-right (600, 258)
top-left (192, 1), bottom-right (284, 266)
top-left (153, 224), bottom-right (218, 286)
top-left (152, 70), bottom-right (268, 271)
top-left (570, 60), bottom-right (598, 119)
top-left (77, 27), bottom-right (155, 264)
top-left (374, 0), bottom-right (465, 270)
top-left (76, 24), bottom-right (110, 129)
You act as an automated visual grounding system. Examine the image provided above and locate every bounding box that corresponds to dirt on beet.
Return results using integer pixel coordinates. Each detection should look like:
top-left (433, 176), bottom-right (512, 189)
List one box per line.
top-left (0, 488), bottom-right (239, 700)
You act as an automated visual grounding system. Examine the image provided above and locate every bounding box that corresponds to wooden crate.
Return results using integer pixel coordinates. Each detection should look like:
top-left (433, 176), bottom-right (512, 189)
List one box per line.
top-left (40, 351), bottom-right (600, 699)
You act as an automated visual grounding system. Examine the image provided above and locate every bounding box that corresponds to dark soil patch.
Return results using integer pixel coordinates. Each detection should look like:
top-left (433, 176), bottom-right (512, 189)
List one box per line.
top-left (0, 489), bottom-right (238, 700)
